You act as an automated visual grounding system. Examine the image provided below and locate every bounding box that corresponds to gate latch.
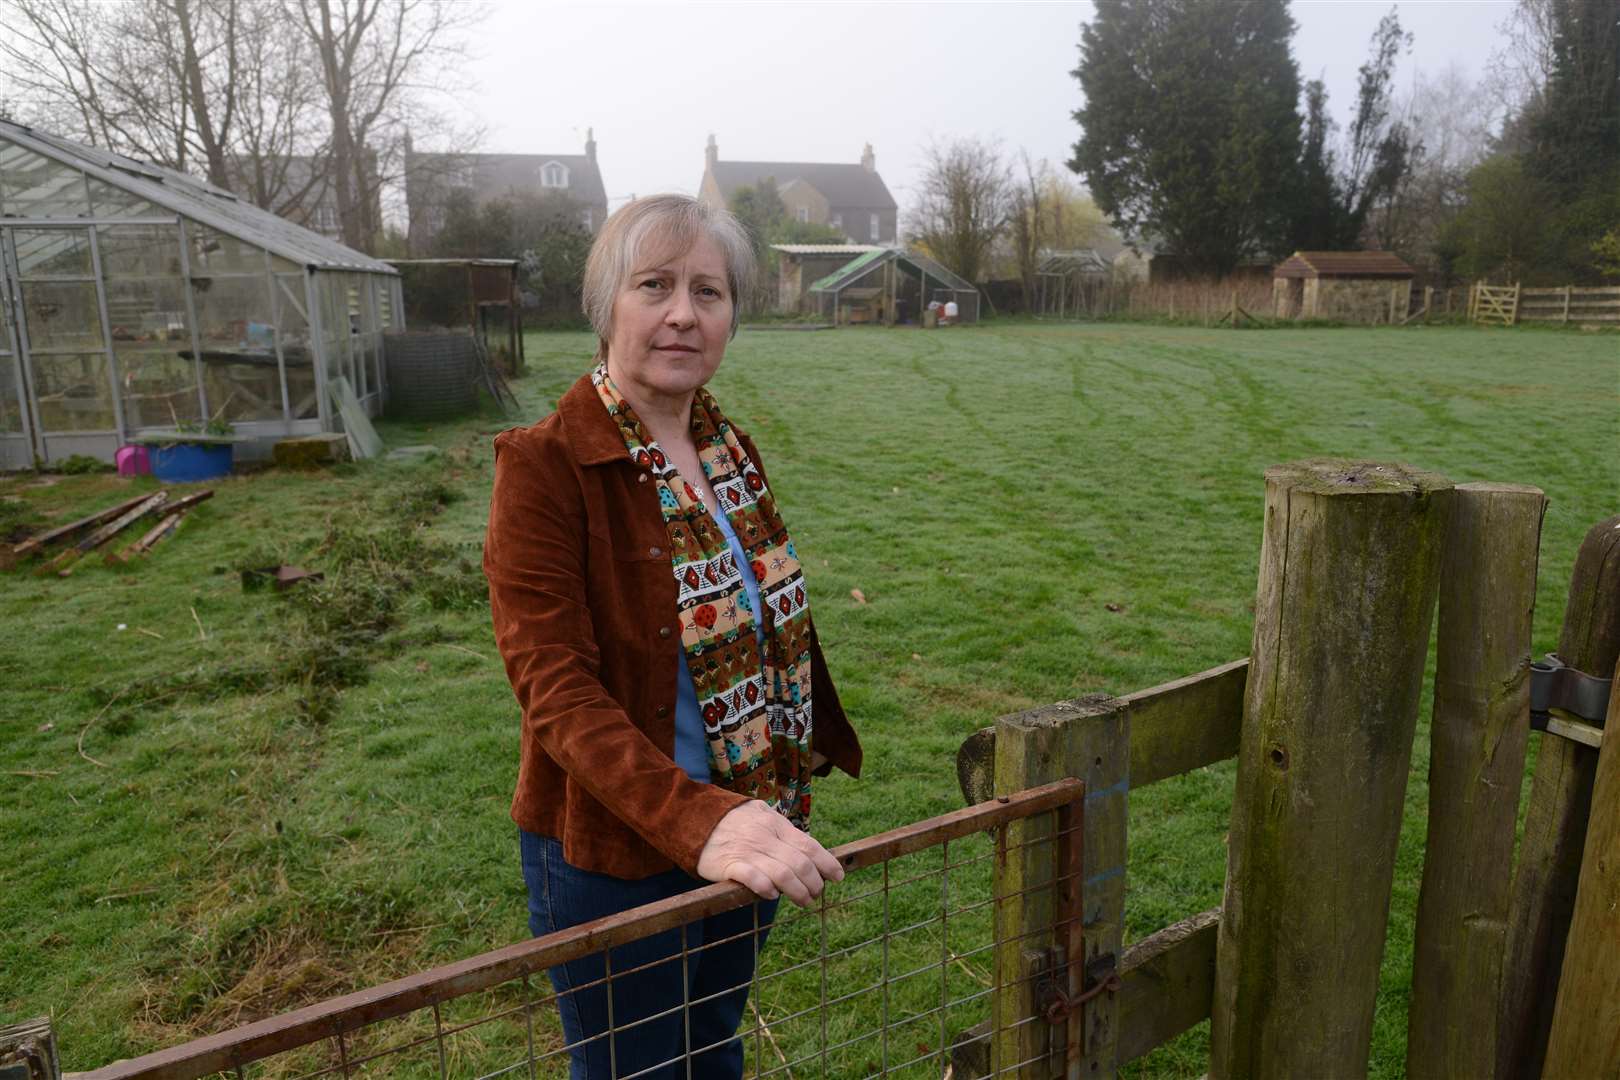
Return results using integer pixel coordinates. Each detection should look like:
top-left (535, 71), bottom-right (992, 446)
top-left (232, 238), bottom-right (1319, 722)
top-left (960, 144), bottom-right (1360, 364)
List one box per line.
top-left (1038, 949), bottom-right (1121, 1024)
top-left (1530, 653), bottom-right (1612, 731)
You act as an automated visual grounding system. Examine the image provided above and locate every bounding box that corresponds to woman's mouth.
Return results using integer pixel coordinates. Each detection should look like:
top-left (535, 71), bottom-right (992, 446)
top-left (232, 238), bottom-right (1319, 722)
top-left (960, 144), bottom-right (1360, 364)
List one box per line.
top-left (656, 344), bottom-right (699, 353)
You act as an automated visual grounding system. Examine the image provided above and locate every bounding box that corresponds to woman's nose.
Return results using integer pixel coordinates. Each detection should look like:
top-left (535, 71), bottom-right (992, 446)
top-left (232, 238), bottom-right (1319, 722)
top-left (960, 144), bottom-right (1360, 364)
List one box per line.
top-left (665, 290), bottom-right (696, 328)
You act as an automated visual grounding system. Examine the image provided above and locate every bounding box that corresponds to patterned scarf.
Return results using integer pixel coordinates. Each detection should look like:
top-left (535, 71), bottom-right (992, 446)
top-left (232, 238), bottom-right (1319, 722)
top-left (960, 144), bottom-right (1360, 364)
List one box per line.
top-left (592, 364), bottom-right (815, 829)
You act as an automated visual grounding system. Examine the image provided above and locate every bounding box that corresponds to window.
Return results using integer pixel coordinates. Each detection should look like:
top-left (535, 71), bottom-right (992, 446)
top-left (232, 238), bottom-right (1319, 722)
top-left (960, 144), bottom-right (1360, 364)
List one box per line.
top-left (452, 163), bottom-right (475, 189)
top-left (831, 213), bottom-right (842, 230)
top-left (582, 208), bottom-right (593, 231)
top-left (313, 205), bottom-right (339, 234)
top-left (541, 162), bottom-right (568, 188)
top-left (870, 213), bottom-right (880, 240)
top-left (797, 207), bottom-right (809, 224)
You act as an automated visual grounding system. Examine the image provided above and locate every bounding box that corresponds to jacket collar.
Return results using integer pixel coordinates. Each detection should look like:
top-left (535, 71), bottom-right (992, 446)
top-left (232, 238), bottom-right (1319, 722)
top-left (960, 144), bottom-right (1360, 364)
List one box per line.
top-left (557, 367), bottom-right (754, 466)
top-left (559, 371), bottom-right (632, 466)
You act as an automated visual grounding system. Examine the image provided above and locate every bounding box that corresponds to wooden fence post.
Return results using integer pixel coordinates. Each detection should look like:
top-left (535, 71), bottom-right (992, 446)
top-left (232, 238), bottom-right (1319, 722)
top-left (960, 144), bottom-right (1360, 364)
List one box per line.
top-left (1542, 654), bottom-right (1620, 1077)
top-left (1406, 483), bottom-right (1547, 1079)
top-left (1209, 460), bottom-right (1451, 1079)
top-left (1497, 514), bottom-right (1620, 1078)
top-left (994, 696), bottom-right (1127, 1078)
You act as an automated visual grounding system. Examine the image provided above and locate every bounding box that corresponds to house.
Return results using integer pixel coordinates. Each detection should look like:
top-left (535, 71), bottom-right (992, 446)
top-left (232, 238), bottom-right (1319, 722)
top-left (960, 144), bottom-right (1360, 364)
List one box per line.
top-left (225, 151), bottom-right (382, 251)
top-left (698, 136), bottom-right (898, 244)
top-left (1273, 251), bottom-right (1415, 323)
top-left (404, 131), bottom-right (609, 252)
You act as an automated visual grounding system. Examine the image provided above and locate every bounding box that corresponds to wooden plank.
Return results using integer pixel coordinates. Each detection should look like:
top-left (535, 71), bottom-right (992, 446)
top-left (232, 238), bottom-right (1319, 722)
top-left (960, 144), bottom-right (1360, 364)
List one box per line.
top-left (993, 696), bottom-right (1127, 1078)
top-left (1407, 483), bottom-right (1547, 1079)
top-left (1123, 658), bottom-right (1246, 787)
top-left (1542, 655), bottom-right (1620, 1076)
top-left (1210, 460), bottom-right (1451, 1079)
top-left (1118, 909), bottom-right (1219, 1064)
top-left (8, 493), bottom-right (148, 560)
top-left (38, 491), bottom-right (168, 576)
top-left (955, 658), bottom-right (1248, 807)
top-left (1499, 514), bottom-right (1620, 1078)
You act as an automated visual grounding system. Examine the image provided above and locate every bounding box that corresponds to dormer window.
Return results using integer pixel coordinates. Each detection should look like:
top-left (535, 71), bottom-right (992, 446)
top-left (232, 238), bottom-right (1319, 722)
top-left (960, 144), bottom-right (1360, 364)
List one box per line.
top-left (541, 161), bottom-right (568, 188)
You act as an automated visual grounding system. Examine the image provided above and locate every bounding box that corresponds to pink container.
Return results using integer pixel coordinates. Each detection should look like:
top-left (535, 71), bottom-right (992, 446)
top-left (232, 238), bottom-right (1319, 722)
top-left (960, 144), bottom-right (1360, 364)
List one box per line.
top-left (115, 445), bottom-right (151, 477)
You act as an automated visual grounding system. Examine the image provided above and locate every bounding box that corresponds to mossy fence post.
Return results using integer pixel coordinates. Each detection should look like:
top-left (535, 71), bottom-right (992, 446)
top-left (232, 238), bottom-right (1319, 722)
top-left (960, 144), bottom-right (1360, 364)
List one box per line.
top-left (1542, 653), bottom-right (1620, 1077)
top-left (1497, 514), bottom-right (1620, 1078)
top-left (993, 696), bottom-right (1127, 1078)
top-left (1406, 483), bottom-right (1547, 1079)
top-left (1208, 460), bottom-right (1451, 1079)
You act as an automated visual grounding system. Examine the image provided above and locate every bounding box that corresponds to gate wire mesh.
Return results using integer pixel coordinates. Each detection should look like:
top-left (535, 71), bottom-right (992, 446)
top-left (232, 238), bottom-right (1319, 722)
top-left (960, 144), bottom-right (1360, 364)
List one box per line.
top-left (82, 780), bottom-right (1084, 1080)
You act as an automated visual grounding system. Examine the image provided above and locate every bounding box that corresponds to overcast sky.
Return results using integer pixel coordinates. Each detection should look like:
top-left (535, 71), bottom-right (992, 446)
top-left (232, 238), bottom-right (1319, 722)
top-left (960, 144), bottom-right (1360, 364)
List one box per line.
top-left (459, 1), bottom-right (1514, 213)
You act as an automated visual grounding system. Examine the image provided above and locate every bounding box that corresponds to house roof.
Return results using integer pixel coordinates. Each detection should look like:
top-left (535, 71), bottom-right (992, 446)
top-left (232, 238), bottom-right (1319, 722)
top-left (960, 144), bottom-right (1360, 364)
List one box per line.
top-left (809, 248), bottom-right (977, 295)
top-left (770, 244), bottom-right (884, 257)
top-left (710, 160), bottom-right (896, 211)
top-left (410, 151), bottom-right (608, 207)
top-left (1275, 250), bottom-right (1415, 279)
top-left (0, 119), bottom-right (396, 274)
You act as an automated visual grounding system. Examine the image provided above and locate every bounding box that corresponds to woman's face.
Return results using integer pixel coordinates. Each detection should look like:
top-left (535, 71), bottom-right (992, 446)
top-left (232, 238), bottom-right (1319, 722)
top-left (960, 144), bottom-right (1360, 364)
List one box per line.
top-left (605, 233), bottom-right (734, 407)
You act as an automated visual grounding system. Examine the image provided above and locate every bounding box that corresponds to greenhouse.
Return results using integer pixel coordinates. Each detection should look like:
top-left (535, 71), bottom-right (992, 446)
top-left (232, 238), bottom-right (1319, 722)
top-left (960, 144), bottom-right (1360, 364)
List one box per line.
top-left (0, 119), bottom-right (401, 469)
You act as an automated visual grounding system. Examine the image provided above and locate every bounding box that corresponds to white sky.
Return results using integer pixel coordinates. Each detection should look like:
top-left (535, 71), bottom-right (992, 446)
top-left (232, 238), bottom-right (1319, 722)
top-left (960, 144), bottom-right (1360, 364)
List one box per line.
top-left (459, 0), bottom-right (1515, 214)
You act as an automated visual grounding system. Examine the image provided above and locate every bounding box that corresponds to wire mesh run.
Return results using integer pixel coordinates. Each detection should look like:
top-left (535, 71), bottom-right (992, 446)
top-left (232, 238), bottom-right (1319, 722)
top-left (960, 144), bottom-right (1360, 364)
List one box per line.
top-left (79, 779), bottom-right (1085, 1080)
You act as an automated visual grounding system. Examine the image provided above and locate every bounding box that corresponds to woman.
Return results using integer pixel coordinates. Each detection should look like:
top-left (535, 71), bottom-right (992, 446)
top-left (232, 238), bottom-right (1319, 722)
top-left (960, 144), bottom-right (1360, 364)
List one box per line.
top-left (484, 194), bottom-right (863, 1079)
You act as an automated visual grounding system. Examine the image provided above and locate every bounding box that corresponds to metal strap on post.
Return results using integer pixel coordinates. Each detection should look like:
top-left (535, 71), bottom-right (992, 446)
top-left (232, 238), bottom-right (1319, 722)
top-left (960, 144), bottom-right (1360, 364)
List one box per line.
top-left (1531, 653), bottom-right (1613, 728)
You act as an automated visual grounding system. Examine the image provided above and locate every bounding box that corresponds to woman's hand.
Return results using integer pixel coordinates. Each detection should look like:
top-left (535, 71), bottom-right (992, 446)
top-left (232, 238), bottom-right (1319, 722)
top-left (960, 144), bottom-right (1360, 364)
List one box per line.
top-left (696, 800), bottom-right (845, 908)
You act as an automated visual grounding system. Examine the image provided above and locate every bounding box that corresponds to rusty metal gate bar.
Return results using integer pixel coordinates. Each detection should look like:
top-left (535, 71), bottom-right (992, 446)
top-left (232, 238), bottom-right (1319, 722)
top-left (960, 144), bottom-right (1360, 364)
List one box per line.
top-left (78, 779), bottom-right (1085, 1080)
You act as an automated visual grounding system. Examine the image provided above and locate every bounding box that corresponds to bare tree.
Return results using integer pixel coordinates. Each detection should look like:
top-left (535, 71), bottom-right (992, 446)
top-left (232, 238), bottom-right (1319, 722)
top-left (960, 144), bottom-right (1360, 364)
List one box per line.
top-left (908, 137), bottom-right (1010, 284)
top-left (1008, 151), bottom-right (1044, 311)
top-left (290, 0), bottom-right (477, 252)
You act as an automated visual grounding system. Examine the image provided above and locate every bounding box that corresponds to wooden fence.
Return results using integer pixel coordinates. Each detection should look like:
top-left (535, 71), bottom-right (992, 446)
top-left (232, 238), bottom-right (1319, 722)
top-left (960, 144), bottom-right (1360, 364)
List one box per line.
top-left (1468, 282), bottom-right (1620, 326)
top-left (956, 466), bottom-right (1619, 1078)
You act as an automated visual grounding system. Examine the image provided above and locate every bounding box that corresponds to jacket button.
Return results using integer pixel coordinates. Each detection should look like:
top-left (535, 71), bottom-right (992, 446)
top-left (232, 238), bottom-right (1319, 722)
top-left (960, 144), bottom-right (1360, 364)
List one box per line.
top-left (657, 705), bottom-right (669, 718)
top-left (649, 545), bottom-right (662, 557)
top-left (638, 473), bottom-right (648, 483)
top-left (658, 626), bottom-right (672, 639)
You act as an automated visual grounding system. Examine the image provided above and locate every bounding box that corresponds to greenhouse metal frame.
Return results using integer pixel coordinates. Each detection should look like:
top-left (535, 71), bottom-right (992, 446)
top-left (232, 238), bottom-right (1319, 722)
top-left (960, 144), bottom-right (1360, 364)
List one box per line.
top-left (807, 248), bottom-right (982, 325)
top-left (0, 120), bottom-right (402, 469)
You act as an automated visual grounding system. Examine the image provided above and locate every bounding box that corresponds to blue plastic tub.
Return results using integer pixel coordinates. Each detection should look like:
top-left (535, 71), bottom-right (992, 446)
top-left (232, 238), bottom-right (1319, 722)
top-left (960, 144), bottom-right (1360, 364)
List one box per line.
top-left (150, 442), bottom-right (233, 483)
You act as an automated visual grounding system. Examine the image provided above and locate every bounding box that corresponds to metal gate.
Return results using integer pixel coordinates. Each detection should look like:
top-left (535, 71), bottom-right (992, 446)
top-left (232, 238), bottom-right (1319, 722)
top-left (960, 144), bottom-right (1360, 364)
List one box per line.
top-left (65, 780), bottom-right (1085, 1080)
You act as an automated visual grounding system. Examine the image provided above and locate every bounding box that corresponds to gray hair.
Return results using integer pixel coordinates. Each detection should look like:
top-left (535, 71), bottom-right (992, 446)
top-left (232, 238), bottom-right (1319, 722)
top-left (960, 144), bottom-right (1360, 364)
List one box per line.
top-left (582, 194), bottom-right (756, 347)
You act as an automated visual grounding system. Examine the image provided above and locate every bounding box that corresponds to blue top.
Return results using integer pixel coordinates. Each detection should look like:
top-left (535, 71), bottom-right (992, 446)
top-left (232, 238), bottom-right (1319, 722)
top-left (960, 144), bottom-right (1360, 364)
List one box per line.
top-left (674, 506), bottom-right (767, 783)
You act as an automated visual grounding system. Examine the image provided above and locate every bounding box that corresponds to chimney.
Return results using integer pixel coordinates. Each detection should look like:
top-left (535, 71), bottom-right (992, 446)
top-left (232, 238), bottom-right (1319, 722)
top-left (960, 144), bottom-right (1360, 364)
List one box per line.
top-left (585, 127), bottom-right (596, 164)
top-left (706, 133), bottom-right (718, 170)
top-left (861, 142), bottom-right (875, 172)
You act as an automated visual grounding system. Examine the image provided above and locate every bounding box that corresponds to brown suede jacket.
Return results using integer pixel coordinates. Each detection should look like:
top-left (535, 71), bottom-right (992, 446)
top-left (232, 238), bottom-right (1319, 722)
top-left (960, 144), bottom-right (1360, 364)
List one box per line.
top-left (484, 372), bottom-right (863, 880)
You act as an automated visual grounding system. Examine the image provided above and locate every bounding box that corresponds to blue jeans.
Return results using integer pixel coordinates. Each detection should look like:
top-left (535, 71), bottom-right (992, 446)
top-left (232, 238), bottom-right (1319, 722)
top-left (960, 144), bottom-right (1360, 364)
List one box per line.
top-left (520, 831), bottom-right (777, 1080)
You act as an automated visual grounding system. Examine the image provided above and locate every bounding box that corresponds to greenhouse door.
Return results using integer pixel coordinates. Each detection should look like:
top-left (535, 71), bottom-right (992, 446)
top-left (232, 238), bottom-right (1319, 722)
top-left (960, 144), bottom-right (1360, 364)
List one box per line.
top-left (0, 225), bottom-right (122, 466)
top-left (0, 230), bottom-right (40, 469)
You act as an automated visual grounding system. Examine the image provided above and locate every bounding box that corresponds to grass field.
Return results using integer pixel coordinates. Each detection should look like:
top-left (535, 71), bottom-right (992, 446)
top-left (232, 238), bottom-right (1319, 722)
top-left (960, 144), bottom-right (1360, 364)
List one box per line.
top-left (2, 321), bottom-right (1616, 1077)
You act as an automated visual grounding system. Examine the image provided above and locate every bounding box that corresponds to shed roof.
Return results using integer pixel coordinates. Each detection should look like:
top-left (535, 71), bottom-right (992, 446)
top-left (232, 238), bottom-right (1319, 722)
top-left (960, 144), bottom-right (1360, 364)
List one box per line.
top-left (1274, 250), bottom-right (1414, 279)
top-left (808, 248), bottom-right (977, 294)
top-left (0, 119), bottom-right (395, 274)
top-left (770, 244), bottom-right (884, 257)
top-left (711, 160), bottom-right (896, 211)
top-left (1038, 249), bottom-right (1112, 275)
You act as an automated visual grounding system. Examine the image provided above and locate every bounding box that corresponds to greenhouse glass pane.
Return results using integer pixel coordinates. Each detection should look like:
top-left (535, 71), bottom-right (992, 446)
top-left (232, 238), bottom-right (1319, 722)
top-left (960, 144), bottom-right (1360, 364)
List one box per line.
top-left (20, 281), bottom-right (103, 350)
top-left (105, 276), bottom-right (189, 346)
top-left (87, 180), bottom-right (160, 219)
top-left (12, 229), bottom-right (92, 277)
top-left (31, 353), bottom-right (114, 431)
top-left (192, 272), bottom-right (282, 421)
top-left (0, 360), bottom-right (23, 433)
top-left (117, 348), bottom-right (202, 428)
top-left (188, 225), bottom-right (264, 275)
top-left (0, 139), bottom-right (89, 216)
top-left (275, 273), bottom-right (318, 419)
top-left (100, 225), bottom-right (184, 278)
top-left (270, 254), bottom-right (301, 275)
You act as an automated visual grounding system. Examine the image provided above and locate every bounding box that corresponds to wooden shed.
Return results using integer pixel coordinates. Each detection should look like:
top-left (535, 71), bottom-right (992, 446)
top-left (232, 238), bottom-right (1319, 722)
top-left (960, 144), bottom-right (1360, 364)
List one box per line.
top-left (1273, 250), bottom-right (1415, 323)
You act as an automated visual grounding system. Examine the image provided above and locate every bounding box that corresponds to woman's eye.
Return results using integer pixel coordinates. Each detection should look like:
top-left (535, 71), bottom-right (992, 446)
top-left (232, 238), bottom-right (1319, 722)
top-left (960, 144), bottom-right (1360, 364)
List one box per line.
top-left (639, 278), bottom-right (665, 291)
top-left (699, 286), bottom-right (723, 299)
